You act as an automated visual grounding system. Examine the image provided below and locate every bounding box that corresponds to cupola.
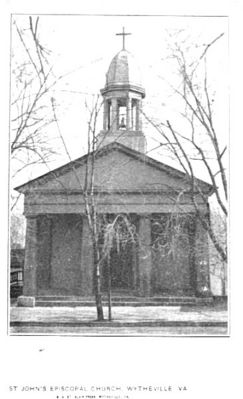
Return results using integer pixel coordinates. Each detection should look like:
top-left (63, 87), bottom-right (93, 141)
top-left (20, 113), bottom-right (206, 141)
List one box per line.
top-left (97, 28), bottom-right (146, 153)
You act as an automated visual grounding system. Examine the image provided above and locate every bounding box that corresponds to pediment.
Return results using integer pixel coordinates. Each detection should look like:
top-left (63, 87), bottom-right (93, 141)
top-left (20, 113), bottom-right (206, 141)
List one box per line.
top-left (16, 143), bottom-right (212, 195)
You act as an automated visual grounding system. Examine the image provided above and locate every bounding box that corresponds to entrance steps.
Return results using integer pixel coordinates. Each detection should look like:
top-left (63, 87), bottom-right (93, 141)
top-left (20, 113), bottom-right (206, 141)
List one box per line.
top-left (35, 295), bottom-right (213, 307)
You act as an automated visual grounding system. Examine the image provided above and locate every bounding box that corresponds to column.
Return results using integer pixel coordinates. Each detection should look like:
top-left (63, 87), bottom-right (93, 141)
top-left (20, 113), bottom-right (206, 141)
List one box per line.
top-left (194, 215), bottom-right (211, 296)
top-left (138, 215), bottom-right (152, 296)
top-left (126, 98), bottom-right (132, 130)
top-left (23, 216), bottom-right (38, 297)
top-left (111, 98), bottom-right (118, 131)
top-left (103, 100), bottom-right (108, 130)
top-left (132, 240), bottom-right (138, 291)
top-left (37, 216), bottom-right (52, 291)
top-left (136, 100), bottom-right (142, 131)
top-left (80, 216), bottom-right (94, 296)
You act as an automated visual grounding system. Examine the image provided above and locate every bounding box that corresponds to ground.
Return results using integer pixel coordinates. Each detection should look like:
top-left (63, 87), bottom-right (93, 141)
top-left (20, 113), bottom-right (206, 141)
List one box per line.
top-left (10, 326), bottom-right (226, 335)
top-left (10, 301), bottom-right (228, 336)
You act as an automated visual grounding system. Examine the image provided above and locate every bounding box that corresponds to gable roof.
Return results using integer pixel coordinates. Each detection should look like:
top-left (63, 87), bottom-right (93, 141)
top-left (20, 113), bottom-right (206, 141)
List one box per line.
top-left (15, 142), bottom-right (213, 194)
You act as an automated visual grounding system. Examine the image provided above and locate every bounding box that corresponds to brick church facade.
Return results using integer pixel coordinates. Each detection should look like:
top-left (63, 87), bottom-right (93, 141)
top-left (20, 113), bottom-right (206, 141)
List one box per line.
top-left (16, 32), bottom-right (213, 306)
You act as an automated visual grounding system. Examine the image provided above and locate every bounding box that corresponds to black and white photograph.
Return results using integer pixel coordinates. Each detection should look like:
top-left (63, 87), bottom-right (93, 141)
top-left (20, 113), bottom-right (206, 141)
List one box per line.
top-left (8, 13), bottom-right (229, 336)
top-left (2, 1), bottom-right (243, 399)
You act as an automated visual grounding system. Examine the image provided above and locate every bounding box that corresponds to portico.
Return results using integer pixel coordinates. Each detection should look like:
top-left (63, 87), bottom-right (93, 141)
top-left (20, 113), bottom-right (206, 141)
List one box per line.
top-left (17, 142), bottom-right (212, 305)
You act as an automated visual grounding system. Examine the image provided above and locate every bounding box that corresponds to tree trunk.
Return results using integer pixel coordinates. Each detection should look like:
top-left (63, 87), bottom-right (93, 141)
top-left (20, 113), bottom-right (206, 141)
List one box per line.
top-left (221, 266), bottom-right (227, 296)
top-left (94, 265), bottom-right (104, 321)
top-left (221, 279), bottom-right (226, 297)
top-left (107, 253), bottom-right (112, 321)
top-left (93, 244), bottom-right (104, 321)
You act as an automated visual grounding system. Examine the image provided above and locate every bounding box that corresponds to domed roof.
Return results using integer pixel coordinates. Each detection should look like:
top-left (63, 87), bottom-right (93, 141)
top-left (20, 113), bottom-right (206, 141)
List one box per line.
top-left (102, 49), bottom-right (145, 97)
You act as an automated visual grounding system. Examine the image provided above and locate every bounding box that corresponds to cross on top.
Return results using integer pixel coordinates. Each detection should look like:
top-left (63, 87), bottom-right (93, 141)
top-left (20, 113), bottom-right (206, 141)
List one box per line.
top-left (116, 27), bottom-right (131, 50)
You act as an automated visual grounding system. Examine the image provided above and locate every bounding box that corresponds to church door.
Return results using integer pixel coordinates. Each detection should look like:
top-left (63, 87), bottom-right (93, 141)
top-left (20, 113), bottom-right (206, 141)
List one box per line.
top-left (102, 240), bottom-right (136, 293)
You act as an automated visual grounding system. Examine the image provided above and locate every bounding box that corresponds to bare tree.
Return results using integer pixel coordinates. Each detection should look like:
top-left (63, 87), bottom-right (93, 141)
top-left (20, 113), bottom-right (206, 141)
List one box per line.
top-left (142, 31), bottom-right (227, 265)
top-left (11, 16), bottom-right (63, 210)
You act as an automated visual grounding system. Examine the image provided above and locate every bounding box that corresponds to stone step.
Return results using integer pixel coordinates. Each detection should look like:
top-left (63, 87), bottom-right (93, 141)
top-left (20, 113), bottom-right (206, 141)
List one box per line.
top-left (35, 296), bottom-right (213, 307)
top-left (36, 301), bottom-right (198, 307)
top-left (36, 295), bottom-right (212, 302)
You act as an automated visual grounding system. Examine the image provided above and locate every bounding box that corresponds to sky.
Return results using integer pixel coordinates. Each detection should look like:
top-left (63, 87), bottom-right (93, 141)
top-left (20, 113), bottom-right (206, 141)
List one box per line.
top-left (11, 14), bottom-right (228, 195)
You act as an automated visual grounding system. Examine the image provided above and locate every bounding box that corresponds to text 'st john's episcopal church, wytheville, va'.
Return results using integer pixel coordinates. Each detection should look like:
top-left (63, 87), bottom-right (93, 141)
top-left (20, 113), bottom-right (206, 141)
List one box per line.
top-left (16, 29), bottom-right (213, 307)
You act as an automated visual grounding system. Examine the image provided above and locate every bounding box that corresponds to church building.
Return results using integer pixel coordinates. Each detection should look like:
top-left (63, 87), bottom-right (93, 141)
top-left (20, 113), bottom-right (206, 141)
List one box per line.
top-left (16, 29), bottom-right (213, 306)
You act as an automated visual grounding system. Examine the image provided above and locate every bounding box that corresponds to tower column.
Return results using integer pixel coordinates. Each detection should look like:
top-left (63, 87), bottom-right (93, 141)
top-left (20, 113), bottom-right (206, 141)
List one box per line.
top-left (103, 100), bottom-right (108, 130)
top-left (136, 100), bottom-right (142, 131)
top-left (126, 98), bottom-right (132, 130)
top-left (111, 98), bottom-right (118, 131)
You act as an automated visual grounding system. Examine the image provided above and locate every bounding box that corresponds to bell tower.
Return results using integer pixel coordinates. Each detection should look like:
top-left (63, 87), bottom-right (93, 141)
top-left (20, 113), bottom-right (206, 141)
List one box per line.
top-left (97, 28), bottom-right (146, 153)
